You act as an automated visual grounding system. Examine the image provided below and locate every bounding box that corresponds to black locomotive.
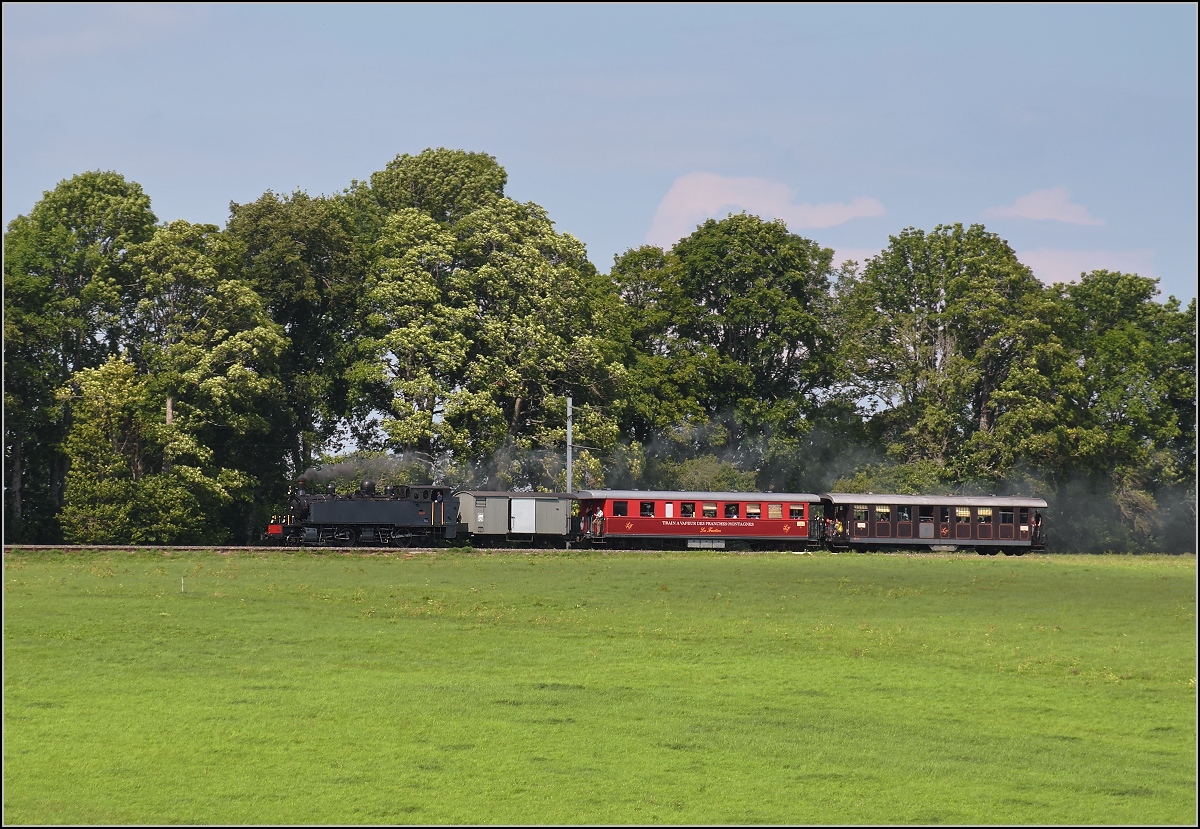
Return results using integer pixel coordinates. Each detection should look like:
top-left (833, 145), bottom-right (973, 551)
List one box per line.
top-left (266, 479), bottom-right (458, 546)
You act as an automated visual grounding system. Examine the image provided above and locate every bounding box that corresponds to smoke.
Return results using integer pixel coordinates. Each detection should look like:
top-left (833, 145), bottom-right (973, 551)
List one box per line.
top-left (298, 423), bottom-right (1197, 555)
top-left (299, 452), bottom-right (434, 492)
top-left (440, 444), bottom-right (585, 492)
top-left (300, 445), bottom-right (592, 494)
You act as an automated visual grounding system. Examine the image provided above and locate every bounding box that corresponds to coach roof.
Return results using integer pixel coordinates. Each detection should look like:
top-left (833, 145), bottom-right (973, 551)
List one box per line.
top-left (821, 492), bottom-right (1048, 508)
top-left (574, 490), bottom-right (821, 501)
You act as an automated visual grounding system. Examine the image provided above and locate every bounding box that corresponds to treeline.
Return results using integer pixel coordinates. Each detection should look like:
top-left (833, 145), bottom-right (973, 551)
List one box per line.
top-left (4, 149), bottom-right (1195, 551)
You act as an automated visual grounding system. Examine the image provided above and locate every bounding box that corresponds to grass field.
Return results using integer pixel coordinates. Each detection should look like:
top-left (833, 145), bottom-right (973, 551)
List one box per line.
top-left (3, 548), bottom-right (1196, 825)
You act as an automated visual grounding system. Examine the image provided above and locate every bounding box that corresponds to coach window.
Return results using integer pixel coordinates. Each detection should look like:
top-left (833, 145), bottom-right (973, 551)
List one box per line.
top-left (640, 501), bottom-right (655, 517)
top-left (789, 504), bottom-right (804, 519)
top-left (746, 503), bottom-right (761, 519)
top-left (681, 502), bottom-right (696, 518)
top-left (918, 506), bottom-right (933, 524)
top-left (999, 508), bottom-right (1014, 524)
top-left (613, 501), bottom-right (629, 517)
top-left (977, 507), bottom-right (993, 524)
top-left (702, 502), bottom-right (718, 518)
top-left (875, 505), bottom-right (891, 523)
top-left (956, 506), bottom-right (971, 524)
top-left (1019, 507), bottom-right (1029, 525)
top-left (940, 506), bottom-right (950, 524)
top-left (897, 505), bottom-right (911, 523)
top-left (853, 504), bottom-right (868, 523)
top-left (767, 503), bottom-right (783, 520)
top-left (725, 503), bottom-right (740, 518)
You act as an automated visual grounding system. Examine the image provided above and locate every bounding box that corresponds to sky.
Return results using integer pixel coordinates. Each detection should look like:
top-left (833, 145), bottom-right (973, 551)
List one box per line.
top-left (3, 3), bottom-right (1197, 301)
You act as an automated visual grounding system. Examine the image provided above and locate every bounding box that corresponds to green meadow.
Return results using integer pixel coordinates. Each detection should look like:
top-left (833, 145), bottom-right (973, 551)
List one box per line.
top-left (3, 549), bottom-right (1195, 825)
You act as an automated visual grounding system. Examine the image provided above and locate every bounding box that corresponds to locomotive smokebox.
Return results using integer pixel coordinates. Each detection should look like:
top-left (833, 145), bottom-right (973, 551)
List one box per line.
top-left (361, 479), bottom-right (376, 496)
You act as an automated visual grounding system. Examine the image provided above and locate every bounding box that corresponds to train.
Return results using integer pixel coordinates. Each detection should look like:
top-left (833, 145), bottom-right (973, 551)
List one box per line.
top-left (265, 480), bottom-right (1047, 555)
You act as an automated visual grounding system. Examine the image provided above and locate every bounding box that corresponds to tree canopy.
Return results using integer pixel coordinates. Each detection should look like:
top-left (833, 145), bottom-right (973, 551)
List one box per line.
top-left (4, 152), bottom-right (1195, 551)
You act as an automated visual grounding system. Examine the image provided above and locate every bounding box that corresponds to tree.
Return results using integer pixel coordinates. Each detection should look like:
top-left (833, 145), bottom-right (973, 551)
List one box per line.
top-left (118, 220), bottom-right (288, 540)
top-left (608, 214), bottom-right (837, 490)
top-left (836, 223), bottom-right (1055, 482)
top-left (1052, 271), bottom-right (1196, 546)
top-left (225, 190), bottom-right (364, 476)
top-left (3, 172), bottom-right (157, 541)
top-left (57, 357), bottom-right (248, 545)
top-left (446, 197), bottom-right (622, 481)
top-left (353, 208), bottom-right (471, 463)
top-left (607, 245), bottom-right (710, 448)
top-left (369, 148), bottom-right (506, 225)
top-left (349, 151), bottom-right (623, 490)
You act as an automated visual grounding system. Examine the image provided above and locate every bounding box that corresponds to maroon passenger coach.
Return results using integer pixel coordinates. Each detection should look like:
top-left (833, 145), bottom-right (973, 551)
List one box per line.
top-left (820, 493), bottom-right (1047, 555)
top-left (573, 490), bottom-right (822, 549)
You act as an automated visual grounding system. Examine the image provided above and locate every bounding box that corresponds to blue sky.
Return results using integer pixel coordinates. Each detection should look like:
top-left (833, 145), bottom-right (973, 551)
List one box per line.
top-left (4, 3), bottom-right (1196, 300)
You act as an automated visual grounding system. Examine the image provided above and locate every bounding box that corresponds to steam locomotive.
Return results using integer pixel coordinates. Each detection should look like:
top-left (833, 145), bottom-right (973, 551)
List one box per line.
top-left (265, 480), bottom-right (1047, 555)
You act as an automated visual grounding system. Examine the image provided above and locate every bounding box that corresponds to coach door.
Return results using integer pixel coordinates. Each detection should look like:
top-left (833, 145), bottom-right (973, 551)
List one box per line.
top-left (852, 504), bottom-right (869, 538)
top-left (873, 504), bottom-right (891, 538)
top-left (976, 506), bottom-right (994, 540)
top-left (999, 507), bottom-right (1015, 540)
top-left (918, 506), bottom-right (935, 538)
top-left (937, 506), bottom-right (951, 540)
top-left (896, 505), bottom-right (912, 539)
top-left (955, 506), bottom-right (972, 539)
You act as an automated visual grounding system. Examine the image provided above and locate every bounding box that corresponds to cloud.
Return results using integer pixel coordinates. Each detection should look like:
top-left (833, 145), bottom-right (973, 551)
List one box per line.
top-left (984, 187), bottom-right (1104, 226)
top-left (1018, 248), bottom-right (1156, 284)
top-left (645, 172), bottom-right (885, 249)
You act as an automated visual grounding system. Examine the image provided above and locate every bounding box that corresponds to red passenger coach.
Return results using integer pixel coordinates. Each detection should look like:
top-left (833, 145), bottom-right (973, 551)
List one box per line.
top-left (573, 490), bottom-right (822, 549)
